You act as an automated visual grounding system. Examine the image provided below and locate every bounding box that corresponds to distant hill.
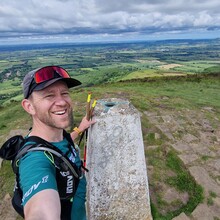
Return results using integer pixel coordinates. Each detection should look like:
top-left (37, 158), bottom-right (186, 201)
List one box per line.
top-left (1, 38), bottom-right (220, 106)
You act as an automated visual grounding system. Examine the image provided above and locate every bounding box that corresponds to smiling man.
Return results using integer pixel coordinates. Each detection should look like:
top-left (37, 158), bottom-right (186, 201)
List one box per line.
top-left (19, 66), bottom-right (95, 220)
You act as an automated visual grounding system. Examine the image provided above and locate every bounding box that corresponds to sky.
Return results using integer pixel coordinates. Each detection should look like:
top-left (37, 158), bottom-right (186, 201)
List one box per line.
top-left (0, 0), bottom-right (220, 45)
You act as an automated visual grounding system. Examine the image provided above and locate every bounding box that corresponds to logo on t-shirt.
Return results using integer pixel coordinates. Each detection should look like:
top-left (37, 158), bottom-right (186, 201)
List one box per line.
top-left (22, 175), bottom-right (49, 203)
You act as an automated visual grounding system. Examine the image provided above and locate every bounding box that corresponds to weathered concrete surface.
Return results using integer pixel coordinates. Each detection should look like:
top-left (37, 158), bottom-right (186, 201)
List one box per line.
top-left (172, 212), bottom-right (190, 220)
top-left (189, 166), bottom-right (220, 197)
top-left (191, 203), bottom-right (216, 220)
top-left (86, 98), bottom-right (152, 220)
top-left (145, 107), bottom-right (220, 220)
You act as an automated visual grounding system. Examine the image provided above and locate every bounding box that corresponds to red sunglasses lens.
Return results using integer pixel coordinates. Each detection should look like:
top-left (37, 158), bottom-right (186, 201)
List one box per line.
top-left (35, 66), bottom-right (70, 83)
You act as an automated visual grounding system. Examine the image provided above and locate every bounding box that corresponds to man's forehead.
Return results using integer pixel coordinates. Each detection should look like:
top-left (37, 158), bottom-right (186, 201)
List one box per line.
top-left (33, 80), bottom-right (69, 95)
top-left (45, 80), bottom-right (68, 90)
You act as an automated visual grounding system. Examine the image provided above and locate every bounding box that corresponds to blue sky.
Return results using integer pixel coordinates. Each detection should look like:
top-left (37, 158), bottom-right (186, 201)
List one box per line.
top-left (1, 0), bottom-right (220, 45)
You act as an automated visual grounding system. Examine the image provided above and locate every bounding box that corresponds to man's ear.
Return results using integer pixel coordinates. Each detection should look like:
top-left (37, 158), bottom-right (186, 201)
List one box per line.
top-left (21, 99), bottom-right (35, 115)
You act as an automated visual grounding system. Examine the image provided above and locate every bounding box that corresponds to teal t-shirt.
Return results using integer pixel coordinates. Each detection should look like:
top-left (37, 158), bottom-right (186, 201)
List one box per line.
top-left (19, 138), bottom-right (86, 220)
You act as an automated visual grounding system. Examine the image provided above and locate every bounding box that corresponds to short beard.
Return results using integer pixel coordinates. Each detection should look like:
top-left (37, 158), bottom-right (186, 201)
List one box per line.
top-left (35, 108), bottom-right (74, 131)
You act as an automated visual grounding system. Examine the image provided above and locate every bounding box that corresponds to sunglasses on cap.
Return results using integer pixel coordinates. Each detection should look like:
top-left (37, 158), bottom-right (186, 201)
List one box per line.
top-left (25, 66), bottom-right (79, 99)
top-left (34, 66), bottom-right (70, 83)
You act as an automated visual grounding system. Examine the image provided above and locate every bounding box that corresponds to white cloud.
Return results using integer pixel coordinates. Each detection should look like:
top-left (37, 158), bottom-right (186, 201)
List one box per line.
top-left (0, 0), bottom-right (220, 44)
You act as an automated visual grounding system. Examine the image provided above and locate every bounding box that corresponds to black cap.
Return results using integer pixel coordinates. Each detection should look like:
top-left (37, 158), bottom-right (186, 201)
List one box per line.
top-left (22, 66), bottom-right (81, 99)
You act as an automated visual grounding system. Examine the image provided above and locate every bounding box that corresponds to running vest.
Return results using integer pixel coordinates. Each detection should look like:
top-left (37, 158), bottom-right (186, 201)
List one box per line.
top-left (0, 131), bottom-right (82, 219)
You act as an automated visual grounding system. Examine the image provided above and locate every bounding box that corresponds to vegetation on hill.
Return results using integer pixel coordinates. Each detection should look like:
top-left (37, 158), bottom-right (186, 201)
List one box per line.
top-left (0, 39), bottom-right (220, 219)
top-left (0, 38), bottom-right (220, 106)
top-left (1, 75), bottom-right (220, 219)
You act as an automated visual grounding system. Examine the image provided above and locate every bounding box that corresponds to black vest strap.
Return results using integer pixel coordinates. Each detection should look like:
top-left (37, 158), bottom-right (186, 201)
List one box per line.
top-left (61, 200), bottom-right (73, 220)
top-left (11, 131), bottom-right (80, 219)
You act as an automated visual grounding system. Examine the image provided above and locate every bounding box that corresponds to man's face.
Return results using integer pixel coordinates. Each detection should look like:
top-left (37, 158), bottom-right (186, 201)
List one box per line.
top-left (29, 80), bottom-right (73, 130)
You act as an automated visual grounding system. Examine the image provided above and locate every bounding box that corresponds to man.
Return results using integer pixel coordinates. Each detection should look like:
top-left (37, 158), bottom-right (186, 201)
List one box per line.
top-left (20, 66), bottom-right (95, 220)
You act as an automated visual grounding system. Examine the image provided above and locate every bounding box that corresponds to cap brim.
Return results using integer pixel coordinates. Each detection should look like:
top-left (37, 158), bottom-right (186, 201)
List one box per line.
top-left (34, 77), bottom-right (81, 91)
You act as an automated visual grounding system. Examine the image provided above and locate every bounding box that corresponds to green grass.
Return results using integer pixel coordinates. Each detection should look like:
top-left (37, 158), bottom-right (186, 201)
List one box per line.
top-left (0, 102), bottom-right (30, 142)
top-left (102, 76), bottom-right (220, 110)
top-left (0, 161), bottom-right (15, 199)
top-left (0, 79), bottom-right (22, 92)
top-left (174, 60), bottom-right (219, 73)
top-left (0, 79), bottom-right (23, 106)
top-left (0, 60), bottom-right (23, 72)
top-left (207, 191), bottom-right (217, 206)
top-left (166, 151), bottom-right (204, 208)
top-left (0, 41), bottom-right (219, 218)
top-left (147, 148), bottom-right (204, 219)
top-left (1, 75), bottom-right (219, 219)
top-left (120, 69), bottom-right (158, 80)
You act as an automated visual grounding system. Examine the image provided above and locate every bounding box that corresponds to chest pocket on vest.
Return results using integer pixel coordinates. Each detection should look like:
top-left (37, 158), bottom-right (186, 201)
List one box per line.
top-left (44, 149), bottom-right (81, 200)
top-left (53, 154), bottom-right (81, 200)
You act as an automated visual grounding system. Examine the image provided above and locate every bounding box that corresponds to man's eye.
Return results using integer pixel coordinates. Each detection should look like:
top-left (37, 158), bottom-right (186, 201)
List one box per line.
top-left (45, 94), bottom-right (54, 98)
top-left (62, 92), bottom-right (69, 96)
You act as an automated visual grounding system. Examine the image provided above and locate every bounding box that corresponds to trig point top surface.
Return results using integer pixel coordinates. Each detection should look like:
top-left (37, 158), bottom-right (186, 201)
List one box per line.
top-left (94, 98), bottom-right (139, 116)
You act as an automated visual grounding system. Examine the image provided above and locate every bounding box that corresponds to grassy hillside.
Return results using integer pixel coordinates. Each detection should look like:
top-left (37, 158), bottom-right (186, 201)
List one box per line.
top-left (1, 75), bottom-right (220, 219)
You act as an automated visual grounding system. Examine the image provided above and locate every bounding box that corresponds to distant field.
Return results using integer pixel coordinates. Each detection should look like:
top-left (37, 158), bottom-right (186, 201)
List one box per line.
top-left (0, 79), bottom-right (22, 105)
top-left (120, 69), bottom-right (158, 80)
top-left (159, 63), bottom-right (183, 69)
top-left (173, 60), bottom-right (220, 73)
top-left (120, 66), bottom-right (187, 81)
top-left (0, 39), bottom-right (220, 106)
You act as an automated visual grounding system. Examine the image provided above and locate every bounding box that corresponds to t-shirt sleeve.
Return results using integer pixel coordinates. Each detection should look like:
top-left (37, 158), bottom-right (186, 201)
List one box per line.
top-left (19, 151), bottom-right (57, 206)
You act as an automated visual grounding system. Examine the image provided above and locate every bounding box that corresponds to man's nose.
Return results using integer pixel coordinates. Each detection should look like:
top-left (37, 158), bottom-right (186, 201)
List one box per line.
top-left (55, 94), bottom-right (67, 105)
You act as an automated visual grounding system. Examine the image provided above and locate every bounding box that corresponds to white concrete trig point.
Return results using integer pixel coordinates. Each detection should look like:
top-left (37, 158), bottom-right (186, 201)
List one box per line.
top-left (86, 98), bottom-right (152, 220)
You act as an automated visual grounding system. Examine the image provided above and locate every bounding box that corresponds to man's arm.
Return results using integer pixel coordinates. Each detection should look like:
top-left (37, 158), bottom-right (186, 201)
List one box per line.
top-left (19, 151), bottom-right (60, 220)
top-left (71, 116), bottom-right (96, 141)
top-left (24, 189), bottom-right (61, 220)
